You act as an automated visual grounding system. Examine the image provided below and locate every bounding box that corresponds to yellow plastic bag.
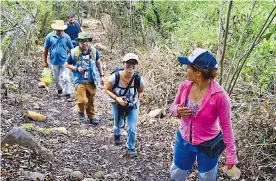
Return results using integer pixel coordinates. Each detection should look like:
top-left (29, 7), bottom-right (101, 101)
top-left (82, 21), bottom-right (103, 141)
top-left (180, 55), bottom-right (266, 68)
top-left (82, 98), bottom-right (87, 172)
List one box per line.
top-left (41, 68), bottom-right (54, 86)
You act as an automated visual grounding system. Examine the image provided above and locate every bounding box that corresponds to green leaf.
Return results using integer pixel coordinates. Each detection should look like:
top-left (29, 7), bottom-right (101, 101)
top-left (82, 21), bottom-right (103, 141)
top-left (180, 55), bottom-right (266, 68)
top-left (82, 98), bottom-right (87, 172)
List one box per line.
top-left (263, 138), bottom-right (268, 148)
top-left (265, 32), bottom-right (273, 41)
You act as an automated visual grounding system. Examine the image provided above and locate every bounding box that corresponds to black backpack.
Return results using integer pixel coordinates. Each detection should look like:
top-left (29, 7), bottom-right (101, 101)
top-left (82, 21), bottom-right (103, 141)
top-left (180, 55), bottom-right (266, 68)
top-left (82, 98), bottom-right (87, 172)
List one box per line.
top-left (111, 67), bottom-right (141, 128)
top-left (111, 67), bottom-right (141, 97)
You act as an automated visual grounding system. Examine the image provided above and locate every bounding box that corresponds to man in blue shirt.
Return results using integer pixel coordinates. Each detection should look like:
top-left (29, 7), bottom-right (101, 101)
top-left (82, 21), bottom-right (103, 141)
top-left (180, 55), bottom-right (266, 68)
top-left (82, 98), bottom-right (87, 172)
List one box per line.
top-left (43, 20), bottom-right (74, 101)
top-left (65, 13), bottom-right (83, 47)
top-left (66, 32), bottom-right (104, 125)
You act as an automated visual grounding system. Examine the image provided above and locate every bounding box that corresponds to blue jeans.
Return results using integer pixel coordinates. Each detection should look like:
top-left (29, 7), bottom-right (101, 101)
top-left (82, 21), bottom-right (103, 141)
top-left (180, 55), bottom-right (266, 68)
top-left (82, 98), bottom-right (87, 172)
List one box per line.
top-left (170, 130), bottom-right (218, 181)
top-left (51, 64), bottom-right (71, 94)
top-left (112, 102), bottom-right (140, 149)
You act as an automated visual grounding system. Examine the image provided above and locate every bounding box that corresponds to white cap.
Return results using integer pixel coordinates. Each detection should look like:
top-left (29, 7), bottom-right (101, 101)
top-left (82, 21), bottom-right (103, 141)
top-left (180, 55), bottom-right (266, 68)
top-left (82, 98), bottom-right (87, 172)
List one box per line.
top-left (123, 53), bottom-right (139, 63)
top-left (187, 48), bottom-right (207, 63)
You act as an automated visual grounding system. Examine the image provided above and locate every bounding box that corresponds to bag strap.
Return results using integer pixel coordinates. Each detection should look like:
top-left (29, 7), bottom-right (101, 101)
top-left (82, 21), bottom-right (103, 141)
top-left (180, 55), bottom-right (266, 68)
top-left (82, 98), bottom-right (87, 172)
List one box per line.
top-left (133, 73), bottom-right (141, 97)
top-left (121, 74), bottom-right (136, 96)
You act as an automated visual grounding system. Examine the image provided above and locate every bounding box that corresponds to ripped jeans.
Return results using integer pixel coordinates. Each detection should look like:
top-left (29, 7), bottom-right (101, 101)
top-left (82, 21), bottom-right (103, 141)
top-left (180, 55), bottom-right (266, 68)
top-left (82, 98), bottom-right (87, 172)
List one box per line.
top-left (112, 102), bottom-right (140, 150)
top-left (170, 130), bottom-right (218, 181)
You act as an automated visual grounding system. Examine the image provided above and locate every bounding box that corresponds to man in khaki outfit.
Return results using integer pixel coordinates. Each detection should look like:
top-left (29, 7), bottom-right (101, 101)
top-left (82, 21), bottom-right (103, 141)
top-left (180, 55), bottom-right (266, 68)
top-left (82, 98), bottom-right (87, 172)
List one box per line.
top-left (66, 32), bottom-right (104, 124)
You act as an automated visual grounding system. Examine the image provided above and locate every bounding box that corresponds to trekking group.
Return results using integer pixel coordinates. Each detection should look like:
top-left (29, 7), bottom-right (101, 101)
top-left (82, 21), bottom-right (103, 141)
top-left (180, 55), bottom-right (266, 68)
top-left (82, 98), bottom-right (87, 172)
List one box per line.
top-left (43, 13), bottom-right (239, 180)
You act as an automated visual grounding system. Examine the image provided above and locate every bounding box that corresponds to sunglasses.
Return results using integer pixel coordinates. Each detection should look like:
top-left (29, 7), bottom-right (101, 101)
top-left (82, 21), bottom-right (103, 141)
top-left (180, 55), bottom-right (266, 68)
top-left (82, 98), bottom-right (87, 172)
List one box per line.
top-left (125, 60), bottom-right (138, 65)
top-left (79, 39), bottom-right (89, 43)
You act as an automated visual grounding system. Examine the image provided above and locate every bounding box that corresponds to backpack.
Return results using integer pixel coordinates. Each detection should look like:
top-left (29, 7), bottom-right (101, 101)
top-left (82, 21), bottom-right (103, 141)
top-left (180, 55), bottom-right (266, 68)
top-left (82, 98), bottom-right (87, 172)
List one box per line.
top-left (111, 67), bottom-right (141, 128)
top-left (73, 46), bottom-right (97, 65)
top-left (111, 67), bottom-right (141, 97)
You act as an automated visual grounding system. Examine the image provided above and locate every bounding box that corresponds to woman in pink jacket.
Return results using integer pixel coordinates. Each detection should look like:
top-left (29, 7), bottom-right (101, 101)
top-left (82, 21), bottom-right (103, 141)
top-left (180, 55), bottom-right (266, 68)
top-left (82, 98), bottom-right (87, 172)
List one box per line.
top-left (170, 48), bottom-right (239, 181)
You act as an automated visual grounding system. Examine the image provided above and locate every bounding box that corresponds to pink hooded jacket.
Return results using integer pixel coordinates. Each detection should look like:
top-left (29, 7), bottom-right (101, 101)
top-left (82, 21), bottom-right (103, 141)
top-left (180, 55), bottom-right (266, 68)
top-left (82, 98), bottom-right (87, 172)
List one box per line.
top-left (170, 80), bottom-right (238, 165)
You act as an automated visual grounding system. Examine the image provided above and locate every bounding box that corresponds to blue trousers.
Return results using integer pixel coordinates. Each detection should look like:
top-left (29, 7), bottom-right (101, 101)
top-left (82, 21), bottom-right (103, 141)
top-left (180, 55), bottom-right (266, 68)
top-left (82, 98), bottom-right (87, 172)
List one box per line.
top-left (170, 130), bottom-right (219, 181)
top-left (112, 102), bottom-right (140, 149)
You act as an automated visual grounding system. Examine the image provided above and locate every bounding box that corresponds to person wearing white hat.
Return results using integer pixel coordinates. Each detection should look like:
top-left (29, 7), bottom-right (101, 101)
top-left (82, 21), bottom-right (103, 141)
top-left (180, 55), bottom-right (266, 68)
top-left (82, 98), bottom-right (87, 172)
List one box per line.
top-left (105, 53), bottom-right (145, 158)
top-left (43, 20), bottom-right (74, 101)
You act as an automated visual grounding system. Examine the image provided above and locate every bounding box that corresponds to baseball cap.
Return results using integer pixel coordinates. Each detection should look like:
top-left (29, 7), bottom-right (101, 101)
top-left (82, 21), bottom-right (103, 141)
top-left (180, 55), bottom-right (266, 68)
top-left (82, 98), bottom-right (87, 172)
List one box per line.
top-left (178, 48), bottom-right (218, 70)
top-left (123, 53), bottom-right (139, 63)
top-left (77, 32), bottom-right (92, 41)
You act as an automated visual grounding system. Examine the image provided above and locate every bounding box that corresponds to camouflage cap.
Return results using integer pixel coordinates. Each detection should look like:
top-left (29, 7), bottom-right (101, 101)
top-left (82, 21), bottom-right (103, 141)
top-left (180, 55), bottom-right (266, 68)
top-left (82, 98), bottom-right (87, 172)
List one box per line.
top-left (77, 32), bottom-right (92, 41)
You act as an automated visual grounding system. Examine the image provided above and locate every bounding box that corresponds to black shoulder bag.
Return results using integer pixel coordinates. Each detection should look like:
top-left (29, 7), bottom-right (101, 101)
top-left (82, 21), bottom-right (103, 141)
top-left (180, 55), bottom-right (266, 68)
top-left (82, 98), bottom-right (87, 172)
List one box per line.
top-left (197, 131), bottom-right (226, 158)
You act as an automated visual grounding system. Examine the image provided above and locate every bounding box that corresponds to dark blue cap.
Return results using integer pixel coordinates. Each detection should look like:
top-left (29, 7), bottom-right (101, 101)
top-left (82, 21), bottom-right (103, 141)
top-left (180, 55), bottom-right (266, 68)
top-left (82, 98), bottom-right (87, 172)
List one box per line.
top-left (178, 48), bottom-right (218, 71)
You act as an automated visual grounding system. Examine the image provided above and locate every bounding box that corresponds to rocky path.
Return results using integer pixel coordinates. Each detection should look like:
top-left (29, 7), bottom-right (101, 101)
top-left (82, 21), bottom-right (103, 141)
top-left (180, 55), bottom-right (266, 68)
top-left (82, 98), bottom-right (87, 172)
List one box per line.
top-left (0, 18), bottom-right (178, 181)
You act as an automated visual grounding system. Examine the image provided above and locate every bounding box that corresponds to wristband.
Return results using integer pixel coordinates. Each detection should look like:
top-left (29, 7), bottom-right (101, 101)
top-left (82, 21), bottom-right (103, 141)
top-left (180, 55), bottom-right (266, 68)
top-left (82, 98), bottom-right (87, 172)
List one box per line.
top-left (75, 67), bottom-right (78, 72)
top-left (100, 74), bottom-right (104, 77)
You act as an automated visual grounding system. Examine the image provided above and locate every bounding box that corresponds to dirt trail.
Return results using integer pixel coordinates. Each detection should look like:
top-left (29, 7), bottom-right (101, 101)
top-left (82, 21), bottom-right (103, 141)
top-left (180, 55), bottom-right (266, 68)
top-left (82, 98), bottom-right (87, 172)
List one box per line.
top-left (1, 18), bottom-right (176, 181)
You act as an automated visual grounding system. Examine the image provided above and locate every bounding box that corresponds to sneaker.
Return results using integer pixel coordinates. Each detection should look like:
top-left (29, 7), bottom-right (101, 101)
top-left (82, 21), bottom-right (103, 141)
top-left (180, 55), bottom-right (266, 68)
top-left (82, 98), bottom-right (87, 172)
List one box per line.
top-left (89, 118), bottom-right (99, 125)
top-left (127, 148), bottom-right (138, 158)
top-left (114, 134), bottom-right (122, 145)
top-left (65, 94), bottom-right (73, 102)
top-left (57, 90), bottom-right (63, 97)
top-left (78, 112), bottom-right (85, 121)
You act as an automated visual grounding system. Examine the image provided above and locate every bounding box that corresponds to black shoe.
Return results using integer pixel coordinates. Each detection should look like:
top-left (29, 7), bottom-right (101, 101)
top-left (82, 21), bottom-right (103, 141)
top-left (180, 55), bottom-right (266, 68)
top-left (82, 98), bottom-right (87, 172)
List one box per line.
top-left (89, 118), bottom-right (99, 125)
top-left (127, 148), bottom-right (138, 158)
top-left (78, 112), bottom-right (85, 121)
top-left (65, 94), bottom-right (73, 102)
top-left (57, 90), bottom-right (63, 97)
top-left (114, 134), bottom-right (122, 145)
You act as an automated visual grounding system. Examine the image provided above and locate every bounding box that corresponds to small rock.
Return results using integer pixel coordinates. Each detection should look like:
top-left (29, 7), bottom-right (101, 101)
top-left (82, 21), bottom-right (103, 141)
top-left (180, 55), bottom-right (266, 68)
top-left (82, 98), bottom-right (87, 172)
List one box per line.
top-left (105, 174), bottom-right (114, 179)
top-left (38, 82), bottom-right (45, 88)
top-left (38, 128), bottom-right (53, 135)
top-left (153, 142), bottom-right (166, 150)
top-left (25, 111), bottom-right (46, 121)
top-left (149, 119), bottom-right (157, 124)
top-left (40, 147), bottom-right (54, 161)
top-left (53, 120), bottom-right (61, 126)
top-left (33, 103), bottom-right (41, 110)
top-left (52, 127), bottom-right (68, 135)
top-left (49, 108), bottom-right (60, 114)
top-left (148, 109), bottom-right (163, 118)
top-left (63, 168), bottom-right (73, 173)
top-left (94, 171), bottom-right (105, 179)
top-left (99, 145), bottom-right (108, 150)
top-left (82, 178), bottom-right (95, 181)
top-left (1, 110), bottom-right (9, 116)
top-left (71, 171), bottom-right (84, 180)
top-left (71, 121), bottom-right (81, 125)
top-left (71, 105), bottom-right (78, 112)
top-left (25, 171), bottom-right (45, 181)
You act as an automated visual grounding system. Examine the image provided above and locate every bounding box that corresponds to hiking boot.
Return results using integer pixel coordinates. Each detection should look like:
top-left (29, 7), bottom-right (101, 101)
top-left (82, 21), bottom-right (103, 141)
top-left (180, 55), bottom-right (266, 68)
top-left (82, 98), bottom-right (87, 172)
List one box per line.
top-left (89, 118), bottom-right (99, 125)
top-left (114, 134), bottom-right (122, 145)
top-left (78, 112), bottom-right (85, 121)
top-left (57, 90), bottom-right (63, 97)
top-left (65, 94), bottom-right (73, 102)
top-left (127, 148), bottom-right (138, 158)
